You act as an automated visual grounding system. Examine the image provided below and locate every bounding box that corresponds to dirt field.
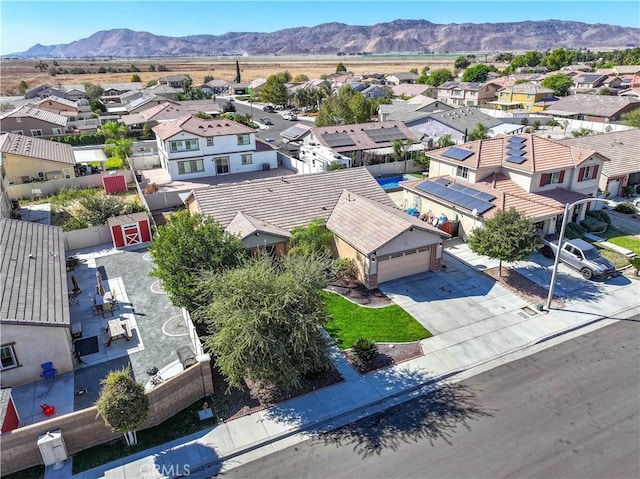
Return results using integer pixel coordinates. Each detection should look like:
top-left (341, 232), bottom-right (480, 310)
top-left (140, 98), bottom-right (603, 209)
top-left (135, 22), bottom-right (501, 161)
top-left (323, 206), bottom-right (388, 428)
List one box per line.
top-left (0, 55), bottom-right (457, 95)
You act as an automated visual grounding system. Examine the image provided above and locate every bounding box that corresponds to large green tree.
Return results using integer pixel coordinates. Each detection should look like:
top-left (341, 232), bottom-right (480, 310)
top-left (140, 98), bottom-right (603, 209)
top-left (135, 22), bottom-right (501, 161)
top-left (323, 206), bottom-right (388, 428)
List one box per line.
top-left (461, 64), bottom-right (491, 83)
top-left (100, 121), bottom-right (128, 139)
top-left (467, 123), bottom-right (490, 141)
top-left (288, 218), bottom-right (335, 257)
top-left (195, 254), bottom-right (332, 392)
top-left (259, 75), bottom-right (289, 106)
top-left (541, 74), bottom-right (573, 96)
top-left (467, 208), bottom-right (538, 276)
top-left (622, 108), bottom-right (640, 128)
top-left (149, 211), bottom-right (246, 312)
top-left (83, 82), bottom-right (105, 101)
top-left (420, 68), bottom-right (454, 87)
top-left (454, 56), bottom-right (471, 69)
top-left (95, 367), bottom-right (148, 446)
top-left (104, 137), bottom-right (133, 166)
top-left (542, 48), bottom-right (575, 71)
top-left (315, 85), bottom-right (373, 126)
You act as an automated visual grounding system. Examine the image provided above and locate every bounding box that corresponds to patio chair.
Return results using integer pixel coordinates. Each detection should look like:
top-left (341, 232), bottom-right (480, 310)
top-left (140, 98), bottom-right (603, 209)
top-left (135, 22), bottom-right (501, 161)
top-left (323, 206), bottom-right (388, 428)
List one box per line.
top-left (41, 362), bottom-right (58, 379)
top-left (101, 301), bottom-right (114, 317)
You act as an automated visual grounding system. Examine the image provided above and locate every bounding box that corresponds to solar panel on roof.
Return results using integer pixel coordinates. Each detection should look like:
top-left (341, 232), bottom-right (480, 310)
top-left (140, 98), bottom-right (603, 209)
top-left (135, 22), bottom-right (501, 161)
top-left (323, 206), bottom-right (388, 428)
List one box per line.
top-left (507, 148), bottom-right (525, 156)
top-left (323, 132), bottom-right (356, 148)
top-left (507, 141), bottom-right (525, 150)
top-left (415, 180), bottom-right (494, 214)
top-left (506, 155), bottom-right (526, 164)
top-left (442, 147), bottom-right (473, 161)
top-left (508, 136), bottom-right (526, 143)
top-left (449, 183), bottom-right (496, 201)
top-left (364, 127), bottom-right (408, 143)
top-left (434, 178), bottom-right (450, 186)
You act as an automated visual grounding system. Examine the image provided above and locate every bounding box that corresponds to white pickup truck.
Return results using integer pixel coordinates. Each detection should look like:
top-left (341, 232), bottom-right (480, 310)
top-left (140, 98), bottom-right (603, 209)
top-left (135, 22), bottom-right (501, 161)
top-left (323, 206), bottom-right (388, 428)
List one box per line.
top-left (540, 235), bottom-right (617, 280)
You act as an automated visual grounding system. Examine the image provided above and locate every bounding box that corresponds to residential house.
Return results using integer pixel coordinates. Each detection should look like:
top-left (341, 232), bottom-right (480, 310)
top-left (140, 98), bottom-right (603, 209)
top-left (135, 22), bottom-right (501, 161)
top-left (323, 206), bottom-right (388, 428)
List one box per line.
top-left (185, 167), bottom-right (448, 288)
top-left (572, 73), bottom-right (608, 91)
top-left (300, 121), bottom-right (420, 166)
top-left (144, 84), bottom-right (183, 101)
top-left (35, 96), bottom-right (79, 116)
top-left (60, 84), bottom-right (87, 101)
top-left (559, 129), bottom-right (640, 197)
top-left (596, 65), bottom-right (640, 76)
top-left (228, 83), bottom-right (250, 95)
top-left (0, 153), bottom-right (12, 218)
top-left (157, 74), bottom-right (192, 88)
top-left (619, 88), bottom-right (640, 100)
top-left (24, 84), bottom-right (66, 101)
top-left (437, 82), bottom-right (500, 107)
top-left (514, 66), bottom-right (548, 74)
top-left (0, 106), bottom-right (69, 138)
top-left (385, 72), bottom-right (419, 85)
top-left (361, 85), bottom-right (389, 99)
top-left (120, 101), bottom-right (188, 128)
top-left (201, 79), bottom-right (231, 95)
top-left (0, 133), bottom-right (76, 184)
top-left (540, 94), bottom-right (640, 123)
top-left (102, 82), bottom-right (143, 98)
top-left (406, 107), bottom-right (522, 145)
top-left (391, 84), bottom-right (437, 99)
top-left (248, 78), bottom-right (267, 94)
top-left (401, 134), bottom-right (607, 239)
top-left (152, 115), bottom-right (277, 180)
top-left (378, 98), bottom-right (452, 123)
top-left (0, 218), bottom-right (74, 388)
top-left (489, 82), bottom-right (554, 111)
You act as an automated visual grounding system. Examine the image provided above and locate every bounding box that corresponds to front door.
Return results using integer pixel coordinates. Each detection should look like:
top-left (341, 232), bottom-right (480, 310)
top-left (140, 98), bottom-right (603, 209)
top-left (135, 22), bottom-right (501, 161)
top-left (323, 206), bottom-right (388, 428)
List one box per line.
top-left (122, 223), bottom-right (141, 246)
top-left (215, 157), bottom-right (230, 175)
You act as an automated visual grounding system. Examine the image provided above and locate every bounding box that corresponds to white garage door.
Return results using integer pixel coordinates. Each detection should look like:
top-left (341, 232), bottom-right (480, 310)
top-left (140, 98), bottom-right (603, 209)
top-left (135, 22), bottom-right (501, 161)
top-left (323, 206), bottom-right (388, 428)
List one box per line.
top-left (607, 179), bottom-right (620, 197)
top-left (377, 248), bottom-right (431, 284)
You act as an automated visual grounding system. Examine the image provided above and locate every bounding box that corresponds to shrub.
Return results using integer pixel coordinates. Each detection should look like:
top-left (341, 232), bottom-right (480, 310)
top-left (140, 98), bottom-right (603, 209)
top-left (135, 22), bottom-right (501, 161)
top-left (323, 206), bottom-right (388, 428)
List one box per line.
top-left (332, 257), bottom-right (356, 279)
top-left (351, 338), bottom-right (378, 364)
top-left (62, 216), bottom-right (89, 231)
top-left (580, 216), bottom-right (607, 232)
top-left (614, 202), bottom-right (636, 214)
top-left (565, 222), bottom-right (586, 240)
top-left (586, 210), bottom-right (611, 225)
top-left (77, 195), bottom-right (126, 226)
top-left (621, 186), bottom-right (635, 198)
top-left (629, 257), bottom-right (640, 276)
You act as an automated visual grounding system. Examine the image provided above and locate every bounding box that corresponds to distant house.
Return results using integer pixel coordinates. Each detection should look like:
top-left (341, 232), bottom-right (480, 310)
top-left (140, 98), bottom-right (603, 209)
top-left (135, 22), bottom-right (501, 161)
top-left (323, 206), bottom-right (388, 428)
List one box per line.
top-left (514, 66), bottom-right (548, 74)
top-left (61, 84), bottom-right (87, 101)
top-left (489, 82), bottom-right (554, 111)
top-left (560, 129), bottom-right (640, 197)
top-left (101, 82), bottom-right (143, 97)
top-left (185, 167), bottom-right (448, 288)
top-left (24, 84), bottom-right (66, 101)
top-left (157, 74), bottom-right (192, 88)
top-left (572, 74), bottom-right (608, 91)
top-left (152, 115), bottom-right (277, 180)
top-left (596, 65), bottom-right (640, 76)
top-left (378, 98), bottom-right (452, 123)
top-left (229, 83), bottom-right (250, 95)
top-left (201, 79), bottom-right (231, 95)
top-left (361, 85), bottom-right (389, 99)
top-left (619, 88), bottom-right (640, 100)
top-left (436, 82), bottom-right (500, 107)
top-left (144, 84), bottom-right (183, 101)
top-left (0, 133), bottom-right (76, 184)
top-left (0, 218), bottom-right (74, 388)
top-left (539, 94), bottom-right (640, 123)
top-left (385, 72), bottom-right (419, 85)
top-left (35, 96), bottom-right (79, 117)
top-left (0, 106), bottom-right (69, 138)
top-left (391, 84), bottom-right (436, 99)
top-left (402, 134), bottom-right (608, 239)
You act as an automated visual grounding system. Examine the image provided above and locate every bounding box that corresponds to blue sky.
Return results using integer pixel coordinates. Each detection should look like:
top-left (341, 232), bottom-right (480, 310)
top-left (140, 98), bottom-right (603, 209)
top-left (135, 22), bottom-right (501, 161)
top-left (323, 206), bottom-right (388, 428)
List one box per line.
top-left (1, 0), bottom-right (638, 54)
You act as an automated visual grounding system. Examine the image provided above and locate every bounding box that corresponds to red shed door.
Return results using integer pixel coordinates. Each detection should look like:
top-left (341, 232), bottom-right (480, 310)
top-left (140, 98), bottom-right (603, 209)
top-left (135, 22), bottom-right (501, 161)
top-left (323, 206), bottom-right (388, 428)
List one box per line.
top-left (122, 223), bottom-right (141, 246)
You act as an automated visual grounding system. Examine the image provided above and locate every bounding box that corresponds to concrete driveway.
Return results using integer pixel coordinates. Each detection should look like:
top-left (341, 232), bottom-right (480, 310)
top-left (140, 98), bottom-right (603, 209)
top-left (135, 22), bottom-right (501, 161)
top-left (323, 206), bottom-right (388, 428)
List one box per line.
top-left (379, 253), bottom-right (530, 335)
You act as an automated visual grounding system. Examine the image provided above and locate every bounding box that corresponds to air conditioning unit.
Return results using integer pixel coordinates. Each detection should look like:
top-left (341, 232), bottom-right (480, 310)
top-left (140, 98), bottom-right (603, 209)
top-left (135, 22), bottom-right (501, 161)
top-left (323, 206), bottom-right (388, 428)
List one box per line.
top-left (262, 163), bottom-right (271, 171)
top-left (37, 430), bottom-right (68, 470)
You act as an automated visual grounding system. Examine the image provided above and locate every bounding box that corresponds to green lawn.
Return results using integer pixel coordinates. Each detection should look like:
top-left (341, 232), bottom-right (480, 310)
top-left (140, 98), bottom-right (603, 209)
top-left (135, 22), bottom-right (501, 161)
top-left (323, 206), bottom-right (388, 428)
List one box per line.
top-left (322, 291), bottom-right (431, 349)
top-left (596, 226), bottom-right (640, 257)
top-left (72, 397), bottom-right (216, 474)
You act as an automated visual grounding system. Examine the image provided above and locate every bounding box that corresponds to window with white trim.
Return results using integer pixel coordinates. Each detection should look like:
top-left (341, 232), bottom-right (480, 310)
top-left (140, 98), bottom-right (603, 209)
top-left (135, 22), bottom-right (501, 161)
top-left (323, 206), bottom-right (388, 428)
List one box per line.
top-left (52, 128), bottom-right (63, 135)
top-left (1, 344), bottom-right (18, 370)
top-left (456, 165), bottom-right (469, 179)
top-left (206, 137), bottom-right (214, 146)
top-left (16, 118), bottom-right (21, 123)
top-left (177, 159), bottom-right (204, 174)
top-left (11, 130), bottom-right (23, 135)
top-left (241, 154), bottom-right (252, 165)
top-left (30, 129), bottom-right (43, 136)
top-left (237, 134), bottom-right (250, 145)
top-left (169, 139), bottom-right (199, 152)
top-left (541, 171), bottom-right (563, 185)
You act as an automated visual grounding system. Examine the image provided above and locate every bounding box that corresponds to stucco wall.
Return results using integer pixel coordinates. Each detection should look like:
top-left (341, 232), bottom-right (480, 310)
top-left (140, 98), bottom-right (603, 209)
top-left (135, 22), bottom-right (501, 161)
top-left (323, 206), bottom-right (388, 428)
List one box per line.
top-left (0, 324), bottom-right (73, 388)
top-left (376, 229), bottom-right (441, 256)
top-left (4, 153), bottom-right (76, 185)
top-left (334, 237), bottom-right (367, 284)
top-left (0, 356), bottom-right (213, 476)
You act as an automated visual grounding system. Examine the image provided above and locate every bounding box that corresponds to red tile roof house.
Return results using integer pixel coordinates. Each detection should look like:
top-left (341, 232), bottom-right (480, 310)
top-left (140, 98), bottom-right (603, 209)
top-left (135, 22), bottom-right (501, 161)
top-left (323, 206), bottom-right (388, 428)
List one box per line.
top-left (400, 134), bottom-right (609, 240)
top-left (152, 115), bottom-right (277, 181)
top-left (185, 167), bottom-right (449, 288)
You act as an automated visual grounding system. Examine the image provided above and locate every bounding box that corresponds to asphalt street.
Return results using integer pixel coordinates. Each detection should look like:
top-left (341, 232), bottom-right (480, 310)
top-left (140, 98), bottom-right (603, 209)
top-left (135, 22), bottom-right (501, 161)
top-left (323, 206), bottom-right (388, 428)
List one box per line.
top-left (229, 101), bottom-right (305, 149)
top-left (219, 319), bottom-right (640, 479)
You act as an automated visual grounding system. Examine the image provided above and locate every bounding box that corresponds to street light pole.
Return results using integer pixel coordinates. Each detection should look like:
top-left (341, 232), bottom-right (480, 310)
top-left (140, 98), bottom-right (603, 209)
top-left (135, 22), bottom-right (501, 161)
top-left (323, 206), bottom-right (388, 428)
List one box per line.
top-left (546, 198), bottom-right (614, 309)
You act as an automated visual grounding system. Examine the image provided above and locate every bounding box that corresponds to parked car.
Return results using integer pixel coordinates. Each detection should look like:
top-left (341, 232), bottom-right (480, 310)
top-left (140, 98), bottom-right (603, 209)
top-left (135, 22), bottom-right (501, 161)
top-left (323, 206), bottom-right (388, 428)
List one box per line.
top-left (259, 118), bottom-right (273, 125)
top-left (282, 112), bottom-right (297, 121)
top-left (263, 105), bottom-right (275, 113)
top-left (540, 235), bottom-right (617, 280)
top-left (264, 138), bottom-right (276, 143)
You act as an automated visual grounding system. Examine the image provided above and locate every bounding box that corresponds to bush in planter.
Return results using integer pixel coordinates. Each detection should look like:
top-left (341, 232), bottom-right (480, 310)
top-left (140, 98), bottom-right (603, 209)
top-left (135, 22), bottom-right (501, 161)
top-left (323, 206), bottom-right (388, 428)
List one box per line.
top-left (629, 257), bottom-right (640, 276)
top-left (332, 257), bottom-right (356, 279)
top-left (565, 222), bottom-right (586, 240)
top-left (351, 338), bottom-right (378, 365)
top-left (586, 210), bottom-right (611, 225)
top-left (614, 202), bottom-right (636, 214)
top-left (580, 216), bottom-right (607, 232)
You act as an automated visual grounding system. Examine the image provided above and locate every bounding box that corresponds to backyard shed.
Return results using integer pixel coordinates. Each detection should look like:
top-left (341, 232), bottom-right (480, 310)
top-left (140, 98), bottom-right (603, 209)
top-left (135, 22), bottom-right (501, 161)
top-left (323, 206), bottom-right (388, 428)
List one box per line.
top-left (0, 388), bottom-right (20, 433)
top-left (102, 173), bottom-right (127, 194)
top-left (108, 212), bottom-right (152, 249)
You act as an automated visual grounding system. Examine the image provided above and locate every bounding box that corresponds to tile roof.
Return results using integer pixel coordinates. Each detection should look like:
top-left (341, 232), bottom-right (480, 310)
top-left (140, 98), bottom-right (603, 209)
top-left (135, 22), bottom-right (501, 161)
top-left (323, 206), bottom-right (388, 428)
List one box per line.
top-left (426, 133), bottom-right (601, 173)
top-left (0, 218), bottom-right (69, 327)
top-left (573, 73), bottom-right (607, 84)
top-left (188, 167), bottom-right (395, 231)
top-left (37, 96), bottom-right (78, 109)
top-left (429, 108), bottom-right (503, 133)
top-left (102, 82), bottom-right (143, 91)
top-left (558, 129), bottom-right (640, 179)
top-left (327, 190), bottom-right (447, 255)
top-left (499, 82), bottom-right (554, 95)
top-left (0, 133), bottom-right (76, 165)
top-left (152, 115), bottom-right (254, 140)
top-left (310, 121), bottom-right (417, 153)
top-left (226, 212), bottom-right (291, 240)
top-left (438, 81), bottom-right (486, 91)
top-left (542, 94), bottom-right (640, 118)
top-left (0, 105), bottom-right (68, 126)
top-left (205, 79), bottom-right (231, 87)
top-left (390, 84), bottom-right (431, 97)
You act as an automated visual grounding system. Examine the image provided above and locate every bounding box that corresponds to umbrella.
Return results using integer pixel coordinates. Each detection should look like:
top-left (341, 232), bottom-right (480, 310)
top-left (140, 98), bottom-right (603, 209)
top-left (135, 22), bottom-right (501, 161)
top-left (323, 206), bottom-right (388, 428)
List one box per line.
top-left (96, 271), bottom-right (105, 296)
top-left (71, 275), bottom-right (80, 292)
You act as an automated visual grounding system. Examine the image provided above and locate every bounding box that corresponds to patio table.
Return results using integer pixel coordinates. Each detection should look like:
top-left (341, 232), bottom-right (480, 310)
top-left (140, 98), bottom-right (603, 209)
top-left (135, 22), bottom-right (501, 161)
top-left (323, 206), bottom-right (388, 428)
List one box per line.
top-left (106, 319), bottom-right (130, 346)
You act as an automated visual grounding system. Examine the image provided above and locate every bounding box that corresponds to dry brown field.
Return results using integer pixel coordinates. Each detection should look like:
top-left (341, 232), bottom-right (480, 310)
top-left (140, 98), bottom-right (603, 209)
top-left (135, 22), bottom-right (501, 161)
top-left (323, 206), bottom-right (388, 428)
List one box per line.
top-left (0, 55), bottom-right (457, 95)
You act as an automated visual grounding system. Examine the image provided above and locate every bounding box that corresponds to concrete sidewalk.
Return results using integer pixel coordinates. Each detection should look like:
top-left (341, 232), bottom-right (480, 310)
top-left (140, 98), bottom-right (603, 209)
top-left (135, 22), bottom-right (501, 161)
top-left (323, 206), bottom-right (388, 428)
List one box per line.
top-left (63, 242), bottom-right (639, 479)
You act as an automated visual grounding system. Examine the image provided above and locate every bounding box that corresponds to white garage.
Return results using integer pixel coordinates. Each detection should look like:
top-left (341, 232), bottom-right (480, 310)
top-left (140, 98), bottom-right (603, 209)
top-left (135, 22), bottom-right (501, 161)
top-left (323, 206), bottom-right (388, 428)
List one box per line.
top-left (376, 247), bottom-right (431, 284)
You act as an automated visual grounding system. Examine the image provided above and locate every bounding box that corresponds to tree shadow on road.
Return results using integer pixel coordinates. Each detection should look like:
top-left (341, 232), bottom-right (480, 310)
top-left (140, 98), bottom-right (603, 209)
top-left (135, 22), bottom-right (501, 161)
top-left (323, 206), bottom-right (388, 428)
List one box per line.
top-left (312, 381), bottom-right (495, 458)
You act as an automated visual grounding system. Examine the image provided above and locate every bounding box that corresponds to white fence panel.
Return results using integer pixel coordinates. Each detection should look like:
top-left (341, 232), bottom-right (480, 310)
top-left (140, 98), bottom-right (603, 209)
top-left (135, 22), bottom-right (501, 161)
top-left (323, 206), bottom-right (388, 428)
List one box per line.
top-left (9, 170), bottom-right (134, 199)
top-left (64, 225), bottom-right (112, 251)
top-left (365, 160), bottom-right (422, 177)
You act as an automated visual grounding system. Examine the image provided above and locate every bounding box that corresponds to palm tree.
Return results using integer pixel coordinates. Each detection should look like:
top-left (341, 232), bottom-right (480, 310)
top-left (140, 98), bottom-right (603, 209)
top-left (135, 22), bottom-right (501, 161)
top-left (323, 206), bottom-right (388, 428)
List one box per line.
top-left (288, 219), bottom-right (335, 257)
top-left (391, 139), bottom-right (415, 173)
top-left (104, 138), bottom-right (133, 168)
top-left (100, 121), bottom-right (128, 139)
top-left (435, 134), bottom-right (455, 149)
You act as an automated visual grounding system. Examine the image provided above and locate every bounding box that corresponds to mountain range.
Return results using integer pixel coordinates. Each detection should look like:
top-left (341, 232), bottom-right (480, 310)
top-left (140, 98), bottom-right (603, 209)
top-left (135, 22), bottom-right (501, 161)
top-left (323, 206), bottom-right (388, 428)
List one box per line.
top-left (11, 19), bottom-right (640, 58)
